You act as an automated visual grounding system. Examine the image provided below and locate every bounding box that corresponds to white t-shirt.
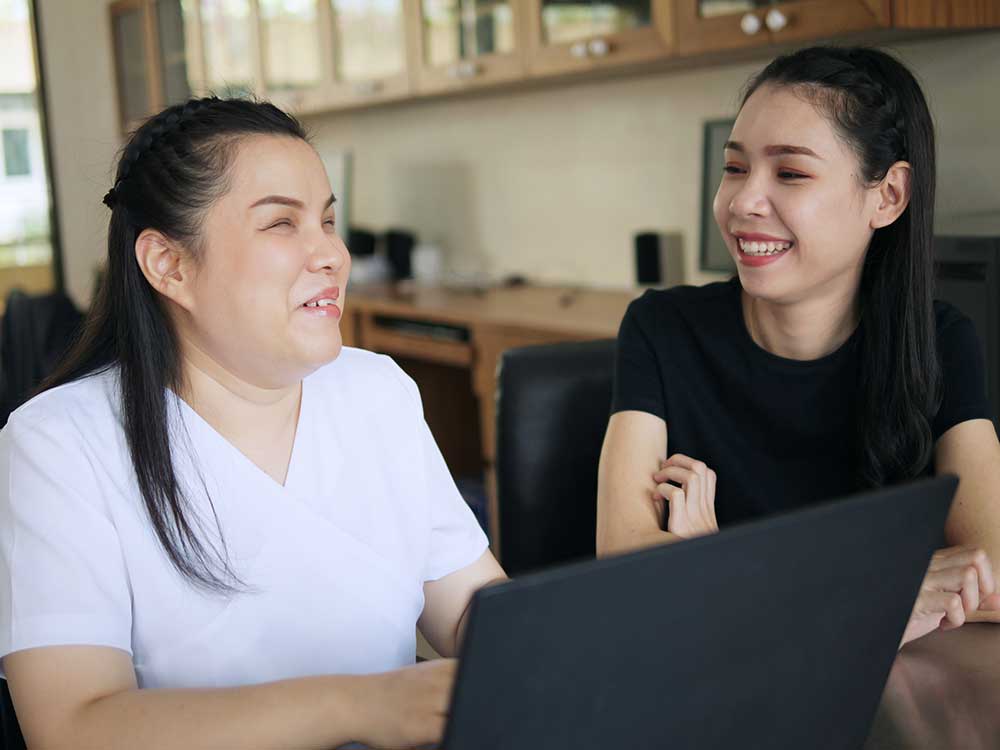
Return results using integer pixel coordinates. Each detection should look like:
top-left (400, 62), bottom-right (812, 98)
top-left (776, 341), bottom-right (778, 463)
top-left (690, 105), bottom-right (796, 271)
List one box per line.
top-left (0, 347), bottom-right (488, 688)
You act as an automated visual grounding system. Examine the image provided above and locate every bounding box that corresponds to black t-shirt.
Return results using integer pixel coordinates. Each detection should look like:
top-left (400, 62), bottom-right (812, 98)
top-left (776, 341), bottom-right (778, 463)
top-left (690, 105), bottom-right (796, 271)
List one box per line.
top-left (611, 278), bottom-right (993, 526)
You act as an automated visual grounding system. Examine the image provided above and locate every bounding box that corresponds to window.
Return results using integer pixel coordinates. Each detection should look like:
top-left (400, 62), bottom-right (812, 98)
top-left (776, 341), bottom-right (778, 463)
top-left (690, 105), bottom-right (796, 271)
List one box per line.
top-left (2, 128), bottom-right (30, 176)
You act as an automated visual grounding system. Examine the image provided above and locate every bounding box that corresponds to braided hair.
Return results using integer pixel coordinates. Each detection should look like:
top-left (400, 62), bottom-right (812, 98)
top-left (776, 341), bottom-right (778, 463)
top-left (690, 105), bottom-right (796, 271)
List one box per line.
top-left (740, 46), bottom-right (940, 488)
top-left (43, 97), bottom-right (308, 591)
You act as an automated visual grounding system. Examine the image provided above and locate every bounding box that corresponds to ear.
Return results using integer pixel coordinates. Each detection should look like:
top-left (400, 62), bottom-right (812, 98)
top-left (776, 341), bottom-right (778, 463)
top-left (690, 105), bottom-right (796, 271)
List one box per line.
top-left (870, 161), bottom-right (911, 230)
top-left (134, 229), bottom-right (197, 311)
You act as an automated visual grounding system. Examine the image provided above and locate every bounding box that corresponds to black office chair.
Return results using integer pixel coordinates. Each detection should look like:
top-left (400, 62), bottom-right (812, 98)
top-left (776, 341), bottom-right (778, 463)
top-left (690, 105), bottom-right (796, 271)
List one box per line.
top-left (495, 339), bottom-right (616, 576)
top-left (0, 681), bottom-right (23, 750)
top-left (0, 288), bottom-right (83, 428)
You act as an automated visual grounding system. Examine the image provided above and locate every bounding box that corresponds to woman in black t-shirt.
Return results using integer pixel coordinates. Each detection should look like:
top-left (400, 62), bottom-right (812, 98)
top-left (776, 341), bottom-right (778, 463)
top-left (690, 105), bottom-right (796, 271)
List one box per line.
top-left (597, 46), bottom-right (1000, 646)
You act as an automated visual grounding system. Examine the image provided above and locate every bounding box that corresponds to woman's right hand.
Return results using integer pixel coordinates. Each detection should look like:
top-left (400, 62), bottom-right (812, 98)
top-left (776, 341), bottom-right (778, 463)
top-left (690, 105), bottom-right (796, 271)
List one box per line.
top-left (353, 658), bottom-right (457, 749)
top-left (652, 454), bottom-right (719, 539)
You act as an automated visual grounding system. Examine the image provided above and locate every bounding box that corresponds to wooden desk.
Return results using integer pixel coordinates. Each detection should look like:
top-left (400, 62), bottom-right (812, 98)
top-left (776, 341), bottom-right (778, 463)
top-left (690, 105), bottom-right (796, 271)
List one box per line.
top-left (340, 282), bottom-right (638, 557)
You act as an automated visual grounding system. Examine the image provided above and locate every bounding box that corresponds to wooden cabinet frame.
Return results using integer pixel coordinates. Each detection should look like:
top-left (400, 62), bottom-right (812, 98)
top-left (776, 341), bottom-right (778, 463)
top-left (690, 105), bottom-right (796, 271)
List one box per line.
top-left (405, 0), bottom-right (527, 95)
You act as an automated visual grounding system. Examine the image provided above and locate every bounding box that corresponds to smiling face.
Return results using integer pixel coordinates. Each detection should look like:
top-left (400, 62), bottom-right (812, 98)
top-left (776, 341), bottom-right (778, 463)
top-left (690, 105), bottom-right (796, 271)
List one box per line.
top-left (713, 84), bottom-right (884, 307)
top-left (177, 134), bottom-right (351, 388)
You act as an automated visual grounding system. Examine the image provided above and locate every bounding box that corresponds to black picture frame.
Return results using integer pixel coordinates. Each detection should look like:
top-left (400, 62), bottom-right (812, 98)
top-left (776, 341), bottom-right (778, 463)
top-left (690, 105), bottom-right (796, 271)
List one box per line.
top-left (699, 118), bottom-right (736, 273)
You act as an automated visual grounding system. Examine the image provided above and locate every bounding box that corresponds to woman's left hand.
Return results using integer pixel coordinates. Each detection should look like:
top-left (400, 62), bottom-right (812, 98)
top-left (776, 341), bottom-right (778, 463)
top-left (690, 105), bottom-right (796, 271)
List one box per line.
top-left (901, 546), bottom-right (1000, 647)
top-left (652, 454), bottom-right (719, 539)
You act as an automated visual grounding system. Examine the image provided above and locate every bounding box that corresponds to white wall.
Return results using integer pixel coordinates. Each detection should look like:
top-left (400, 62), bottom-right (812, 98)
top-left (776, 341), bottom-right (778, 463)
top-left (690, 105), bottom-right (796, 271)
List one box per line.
top-left (36, 0), bottom-right (120, 304)
top-left (38, 6), bottom-right (1000, 303)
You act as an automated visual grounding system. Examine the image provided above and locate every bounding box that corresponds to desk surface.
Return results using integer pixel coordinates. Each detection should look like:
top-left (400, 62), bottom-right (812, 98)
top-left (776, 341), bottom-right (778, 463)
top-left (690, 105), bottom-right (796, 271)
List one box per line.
top-left (346, 283), bottom-right (638, 338)
top-left (865, 624), bottom-right (1000, 749)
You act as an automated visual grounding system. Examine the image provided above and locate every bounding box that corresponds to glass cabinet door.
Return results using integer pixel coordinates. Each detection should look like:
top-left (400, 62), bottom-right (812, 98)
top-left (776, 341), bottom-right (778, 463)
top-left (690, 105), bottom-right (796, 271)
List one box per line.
top-left (155, 0), bottom-right (196, 104)
top-left (328, 0), bottom-right (410, 99)
top-left (198, 0), bottom-right (258, 97)
top-left (258, 0), bottom-right (325, 98)
top-left (524, 0), bottom-right (669, 76)
top-left (413, 0), bottom-right (523, 92)
top-left (111, 2), bottom-right (154, 126)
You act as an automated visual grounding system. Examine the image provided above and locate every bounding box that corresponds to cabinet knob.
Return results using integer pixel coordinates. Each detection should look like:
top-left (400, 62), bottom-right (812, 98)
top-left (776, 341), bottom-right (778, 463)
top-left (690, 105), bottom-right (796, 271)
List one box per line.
top-left (740, 12), bottom-right (762, 35)
top-left (587, 38), bottom-right (610, 57)
top-left (570, 41), bottom-right (589, 59)
top-left (765, 8), bottom-right (788, 32)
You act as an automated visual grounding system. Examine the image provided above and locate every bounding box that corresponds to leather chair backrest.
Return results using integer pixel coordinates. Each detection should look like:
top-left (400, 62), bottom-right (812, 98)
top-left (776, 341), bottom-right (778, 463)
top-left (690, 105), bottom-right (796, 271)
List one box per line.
top-left (495, 339), bottom-right (616, 576)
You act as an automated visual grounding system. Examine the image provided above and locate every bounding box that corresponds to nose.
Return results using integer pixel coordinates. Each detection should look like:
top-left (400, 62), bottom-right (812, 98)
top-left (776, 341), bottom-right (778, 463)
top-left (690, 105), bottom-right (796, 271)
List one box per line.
top-left (306, 230), bottom-right (350, 275)
top-left (728, 171), bottom-right (771, 219)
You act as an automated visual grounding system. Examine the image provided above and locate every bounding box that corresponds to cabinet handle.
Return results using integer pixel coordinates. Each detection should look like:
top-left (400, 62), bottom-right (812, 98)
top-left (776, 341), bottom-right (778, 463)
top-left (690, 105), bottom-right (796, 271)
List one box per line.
top-left (353, 80), bottom-right (382, 96)
top-left (740, 12), bottom-right (762, 35)
top-left (570, 40), bottom-right (589, 59)
top-left (458, 60), bottom-right (480, 79)
top-left (764, 8), bottom-right (788, 32)
top-left (587, 38), bottom-right (610, 57)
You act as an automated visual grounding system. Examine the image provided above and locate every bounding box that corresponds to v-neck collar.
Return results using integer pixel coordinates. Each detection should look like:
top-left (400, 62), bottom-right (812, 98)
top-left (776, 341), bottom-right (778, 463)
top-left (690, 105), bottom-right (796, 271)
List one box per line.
top-left (172, 377), bottom-right (311, 494)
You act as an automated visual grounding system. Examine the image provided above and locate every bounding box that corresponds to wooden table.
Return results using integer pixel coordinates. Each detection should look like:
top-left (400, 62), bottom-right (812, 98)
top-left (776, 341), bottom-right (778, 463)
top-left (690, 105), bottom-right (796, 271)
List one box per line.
top-left (340, 282), bottom-right (638, 557)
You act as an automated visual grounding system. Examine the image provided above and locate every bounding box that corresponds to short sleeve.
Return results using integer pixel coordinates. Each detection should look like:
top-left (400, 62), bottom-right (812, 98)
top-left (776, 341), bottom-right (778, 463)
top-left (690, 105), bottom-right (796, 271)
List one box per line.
top-left (932, 306), bottom-right (994, 439)
top-left (610, 291), bottom-right (667, 420)
top-left (0, 415), bottom-right (133, 674)
top-left (392, 367), bottom-right (489, 582)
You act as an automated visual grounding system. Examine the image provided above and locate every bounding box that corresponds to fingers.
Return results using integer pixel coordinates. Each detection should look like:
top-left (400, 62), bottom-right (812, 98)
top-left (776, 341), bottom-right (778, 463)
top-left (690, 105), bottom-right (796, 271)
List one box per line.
top-left (654, 455), bottom-right (718, 537)
top-left (930, 547), bottom-right (995, 597)
top-left (912, 590), bottom-right (964, 632)
top-left (924, 563), bottom-right (981, 613)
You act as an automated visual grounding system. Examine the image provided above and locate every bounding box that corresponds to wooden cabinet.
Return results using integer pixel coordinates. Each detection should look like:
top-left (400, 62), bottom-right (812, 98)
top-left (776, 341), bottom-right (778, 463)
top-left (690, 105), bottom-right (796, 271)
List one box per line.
top-left (110, 0), bottom-right (998, 125)
top-left (407, 0), bottom-right (526, 94)
top-left (675, 0), bottom-right (890, 56)
top-left (524, 0), bottom-right (674, 77)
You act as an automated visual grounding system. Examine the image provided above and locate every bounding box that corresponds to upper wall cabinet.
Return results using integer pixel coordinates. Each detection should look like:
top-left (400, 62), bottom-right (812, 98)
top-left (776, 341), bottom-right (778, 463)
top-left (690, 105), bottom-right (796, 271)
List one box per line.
top-left (523, 0), bottom-right (674, 77)
top-left (408, 0), bottom-right (525, 93)
top-left (674, 0), bottom-right (890, 56)
top-left (110, 0), bottom-right (998, 126)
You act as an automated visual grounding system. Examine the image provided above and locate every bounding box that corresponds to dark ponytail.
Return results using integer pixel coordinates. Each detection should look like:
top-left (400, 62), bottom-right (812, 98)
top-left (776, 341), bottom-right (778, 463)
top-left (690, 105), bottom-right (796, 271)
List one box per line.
top-left (742, 46), bottom-right (940, 487)
top-left (42, 98), bottom-right (308, 591)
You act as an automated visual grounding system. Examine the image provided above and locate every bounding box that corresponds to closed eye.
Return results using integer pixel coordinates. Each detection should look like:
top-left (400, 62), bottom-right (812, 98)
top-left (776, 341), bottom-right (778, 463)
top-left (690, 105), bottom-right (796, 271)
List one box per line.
top-left (723, 165), bottom-right (745, 175)
top-left (266, 219), bottom-right (294, 230)
top-left (778, 171), bottom-right (809, 180)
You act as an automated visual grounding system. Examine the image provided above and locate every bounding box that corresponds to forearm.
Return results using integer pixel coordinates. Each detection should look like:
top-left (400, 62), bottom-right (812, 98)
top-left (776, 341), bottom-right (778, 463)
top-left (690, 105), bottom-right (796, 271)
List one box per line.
top-left (597, 525), bottom-right (683, 558)
top-left (61, 674), bottom-right (366, 750)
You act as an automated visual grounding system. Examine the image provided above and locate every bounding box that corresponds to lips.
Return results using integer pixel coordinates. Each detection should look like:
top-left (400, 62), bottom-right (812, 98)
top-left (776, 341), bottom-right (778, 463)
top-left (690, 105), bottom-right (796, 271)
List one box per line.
top-left (302, 287), bottom-right (340, 307)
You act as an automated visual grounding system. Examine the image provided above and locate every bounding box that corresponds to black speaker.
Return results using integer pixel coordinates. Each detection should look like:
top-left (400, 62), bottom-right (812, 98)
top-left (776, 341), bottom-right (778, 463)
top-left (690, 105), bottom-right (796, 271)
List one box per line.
top-left (386, 229), bottom-right (416, 280)
top-left (634, 231), bottom-right (684, 287)
top-left (348, 227), bottom-right (376, 257)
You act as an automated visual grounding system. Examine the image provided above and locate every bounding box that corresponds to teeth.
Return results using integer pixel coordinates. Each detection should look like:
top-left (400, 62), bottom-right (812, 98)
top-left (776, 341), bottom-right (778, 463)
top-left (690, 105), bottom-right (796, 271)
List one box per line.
top-left (738, 238), bottom-right (792, 256)
top-left (305, 298), bottom-right (336, 307)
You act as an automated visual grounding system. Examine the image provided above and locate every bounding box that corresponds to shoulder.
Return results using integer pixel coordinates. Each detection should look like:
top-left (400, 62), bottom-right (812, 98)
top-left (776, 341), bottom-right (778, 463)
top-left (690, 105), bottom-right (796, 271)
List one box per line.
top-left (4, 367), bottom-right (120, 446)
top-left (305, 346), bottom-right (420, 411)
top-left (932, 299), bottom-right (982, 361)
top-left (623, 279), bottom-right (739, 338)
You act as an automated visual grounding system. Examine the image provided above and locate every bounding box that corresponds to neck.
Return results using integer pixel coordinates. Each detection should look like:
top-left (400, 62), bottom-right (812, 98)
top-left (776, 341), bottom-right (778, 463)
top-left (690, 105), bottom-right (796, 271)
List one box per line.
top-left (742, 286), bottom-right (860, 361)
top-left (176, 334), bottom-right (302, 442)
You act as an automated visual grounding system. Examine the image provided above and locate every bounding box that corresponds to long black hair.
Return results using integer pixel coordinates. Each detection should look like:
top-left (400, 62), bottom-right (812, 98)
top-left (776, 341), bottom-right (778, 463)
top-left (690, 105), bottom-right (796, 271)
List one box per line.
top-left (742, 46), bottom-right (940, 487)
top-left (42, 97), bottom-right (308, 591)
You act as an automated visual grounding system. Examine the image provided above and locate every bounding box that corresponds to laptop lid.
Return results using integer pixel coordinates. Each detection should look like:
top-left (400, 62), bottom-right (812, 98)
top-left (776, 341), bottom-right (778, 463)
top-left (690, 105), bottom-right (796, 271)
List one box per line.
top-left (444, 475), bottom-right (957, 750)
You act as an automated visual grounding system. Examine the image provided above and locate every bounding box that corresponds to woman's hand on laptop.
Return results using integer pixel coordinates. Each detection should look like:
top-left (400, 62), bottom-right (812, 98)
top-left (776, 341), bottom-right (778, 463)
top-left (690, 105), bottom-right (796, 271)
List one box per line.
top-left (351, 658), bottom-right (457, 748)
top-left (901, 546), bottom-right (1000, 646)
top-left (653, 454), bottom-right (719, 539)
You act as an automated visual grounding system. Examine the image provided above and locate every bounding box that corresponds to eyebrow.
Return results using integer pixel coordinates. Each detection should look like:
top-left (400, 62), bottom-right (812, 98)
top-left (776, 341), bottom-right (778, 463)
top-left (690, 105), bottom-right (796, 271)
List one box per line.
top-left (724, 141), bottom-right (823, 159)
top-left (249, 193), bottom-right (337, 210)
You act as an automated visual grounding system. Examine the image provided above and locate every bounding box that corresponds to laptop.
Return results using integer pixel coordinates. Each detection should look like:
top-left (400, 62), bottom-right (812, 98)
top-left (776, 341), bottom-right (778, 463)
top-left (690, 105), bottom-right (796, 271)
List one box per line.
top-left (443, 475), bottom-right (957, 750)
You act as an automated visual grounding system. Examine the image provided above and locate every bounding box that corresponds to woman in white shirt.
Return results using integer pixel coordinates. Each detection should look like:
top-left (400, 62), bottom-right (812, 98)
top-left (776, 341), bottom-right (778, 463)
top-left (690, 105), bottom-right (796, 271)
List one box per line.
top-left (0, 97), bottom-right (506, 749)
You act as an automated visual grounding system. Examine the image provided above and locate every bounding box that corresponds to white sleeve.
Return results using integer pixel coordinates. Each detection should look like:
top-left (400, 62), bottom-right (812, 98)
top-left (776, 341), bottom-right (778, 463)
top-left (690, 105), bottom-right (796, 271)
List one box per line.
top-left (0, 414), bottom-right (133, 673)
top-left (389, 360), bottom-right (490, 582)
